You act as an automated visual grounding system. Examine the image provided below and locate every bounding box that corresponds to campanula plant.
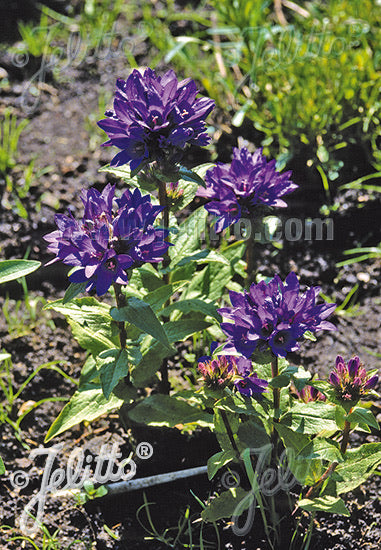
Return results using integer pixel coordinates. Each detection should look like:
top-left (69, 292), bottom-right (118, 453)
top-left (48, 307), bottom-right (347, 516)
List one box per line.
top-left (39, 66), bottom-right (380, 548)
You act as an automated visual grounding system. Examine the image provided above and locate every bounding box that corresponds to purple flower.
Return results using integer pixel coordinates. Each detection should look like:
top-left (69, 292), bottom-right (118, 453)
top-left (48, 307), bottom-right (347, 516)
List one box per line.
top-left (198, 342), bottom-right (268, 396)
top-left (197, 147), bottom-right (298, 232)
top-left (218, 272), bottom-right (336, 358)
top-left (329, 355), bottom-right (378, 402)
top-left (234, 373), bottom-right (269, 397)
top-left (198, 342), bottom-right (250, 390)
top-left (97, 68), bottom-right (215, 173)
top-left (294, 385), bottom-right (326, 403)
top-left (44, 185), bottom-right (170, 296)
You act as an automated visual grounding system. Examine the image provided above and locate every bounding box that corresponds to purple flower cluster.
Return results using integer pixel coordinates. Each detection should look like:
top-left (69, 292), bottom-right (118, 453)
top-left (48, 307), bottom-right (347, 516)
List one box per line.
top-left (218, 272), bottom-right (336, 358)
top-left (98, 68), bottom-right (215, 172)
top-left (295, 385), bottom-right (326, 403)
top-left (198, 343), bottom-right (268, 396)
top-left (197, 147), bottom-right (298, 232)
top-left (44, 185), bottom-right (170, 296)
top-left (329, 356), bottom-right (378, 402)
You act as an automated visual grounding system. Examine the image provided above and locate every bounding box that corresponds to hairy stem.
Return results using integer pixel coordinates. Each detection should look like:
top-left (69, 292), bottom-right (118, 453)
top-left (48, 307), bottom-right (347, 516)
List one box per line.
top-left (270, 356), bottom-right (280, 463)
top-left (113, 283), bottom-right (127, 349)
top-left (157, 179), bottom-right (170, 284)
top-left (157, 178), bottom-right (171, 393)
top-left (245, 234), bottom-right (256, 288)
top-left (220, 410), bottom-right (239, 454)
top-left (340, 419), bottom-right (351, 454)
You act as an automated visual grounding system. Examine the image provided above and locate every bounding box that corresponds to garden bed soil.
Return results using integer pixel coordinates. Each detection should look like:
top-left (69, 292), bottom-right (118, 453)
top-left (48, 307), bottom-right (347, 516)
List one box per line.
top-left (1, 2), bottom-right (380, 548)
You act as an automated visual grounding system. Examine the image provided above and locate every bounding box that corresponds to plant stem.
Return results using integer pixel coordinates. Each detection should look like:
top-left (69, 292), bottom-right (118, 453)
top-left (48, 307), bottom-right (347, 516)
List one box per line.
top-left (113, 283), bottom-right (127, 349)
top-left (157, 177), bottom-right (171, 394)
top-left (271, 356), bottom-right (280, 413)
top-left (304, 461), bottom-right (339, 500)
top-left (340, 420), bottom-right (351, 453)
top-left (220, 410), bottom-right (239, 454)
top-left (270, 355), bottom-right (280, 463)
top-left (157, 179), bottom-right (170, 284)
top-left (245, 234), bottom-right (256, 288)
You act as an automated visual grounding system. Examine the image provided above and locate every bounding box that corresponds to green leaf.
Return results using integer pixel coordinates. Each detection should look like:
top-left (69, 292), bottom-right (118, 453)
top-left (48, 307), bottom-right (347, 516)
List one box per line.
top-left (97, 348), bottom-right (130, 399)
top-left (130, 318), bottom-right (211, 386)
top-left (237, 419), bottom-right (271, 450)
top-left (171, 164), bottom-right (214, 210)
top-left (333, 443), bottom-right (381, 494)
top-left (303, 330), bottom-right (317, 342)
top-left (0, 259), bottom-right (40, 284)
top-left (111, 297), bottom-right (172, 350)
top-left (207, 450), bottom-right (238, 480)
top-left (169, 207), bottom-right (208, 265)
top-left (142, 283), bottom-right (184, 313)
top-left (165, 318), bottom-right (212, 343)
top-left (201, 488), bottom-right (253, 522)
top-left (178, 165), bottom-right (207, 187)
top-left (127, 394), bottom-right (213, 427)
top-left (299, 496), bottom-right (350, 516)
top-left (69, 319), bottom-right (116, 356)
top-left (44, 298), bottom-right (117, 352)
top-left (45, 386), bottom-right (124, 442)
top-left (0, 456), bottom-right (5, 475)
top-left (280, 402), bottom-right (338, 434)
top-left (345, 407), bottom-right (379, 430)
top-left (297, 438), bottom-right (342, 463)
top-left (160, 298), bottom-right (221, 322)
top-left (63, 282), bottom-right (88, 304)
top-left (274, 424), bottom-right (324, 485)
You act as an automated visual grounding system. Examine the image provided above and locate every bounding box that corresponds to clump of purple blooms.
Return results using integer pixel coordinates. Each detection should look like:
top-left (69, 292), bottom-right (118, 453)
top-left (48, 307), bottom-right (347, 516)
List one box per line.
top-left (329, 355), bottom-right (378, 402)
top-left (198, 343), bottom-right (268, 396)
top-left (98, 68), bottom-right (215, 173)
top-left (44, 184), bottom-right (170, 296)
top-left (218, 272), bottom-right (336, 358)
top-left (294, 384), bottom-right (326, 403)
top-left (197, 147), bottom-right (298, 232)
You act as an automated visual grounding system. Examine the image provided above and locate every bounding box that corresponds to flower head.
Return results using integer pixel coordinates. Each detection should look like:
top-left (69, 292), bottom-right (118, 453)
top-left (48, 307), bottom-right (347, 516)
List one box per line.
top-left (44, 185), bottom-right (170, 296)
top-left (197, 147), bottom-right (298, 232)
top-left (294, 385), bottom-right (326, 403)
top-left (329, 355), bottom-right (378, 402)
top-left (218, 272), bottom-right (336, 358)
top-left (198, 342), bottom-right (268, 396)
top-left (98, 68), bottom-right (215, 172)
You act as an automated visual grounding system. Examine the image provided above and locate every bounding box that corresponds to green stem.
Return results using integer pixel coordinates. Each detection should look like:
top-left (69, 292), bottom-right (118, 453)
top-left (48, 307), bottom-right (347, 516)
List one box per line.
top-left (113, 283), bottom-right (127, 349)
top-left (245, 234), bottom-right (256, 288)
top-left (340, 420), bottom-right (351, 453)
top-left (270, 355), bottom-right (280, 463)
top-left (157, 179), bottom-right (170, 285)
top-left (157, 177), bottom-right (171, 394)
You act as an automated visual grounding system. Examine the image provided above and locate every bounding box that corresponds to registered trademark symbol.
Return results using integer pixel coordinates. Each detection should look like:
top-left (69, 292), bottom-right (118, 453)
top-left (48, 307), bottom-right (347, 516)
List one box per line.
top-left (136, 442), bottom-right (153, 459)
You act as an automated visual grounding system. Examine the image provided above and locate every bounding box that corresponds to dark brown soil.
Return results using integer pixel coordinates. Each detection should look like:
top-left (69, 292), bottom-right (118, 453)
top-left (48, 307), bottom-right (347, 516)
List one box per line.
top-left (0, 2), bottom-right (380, 549)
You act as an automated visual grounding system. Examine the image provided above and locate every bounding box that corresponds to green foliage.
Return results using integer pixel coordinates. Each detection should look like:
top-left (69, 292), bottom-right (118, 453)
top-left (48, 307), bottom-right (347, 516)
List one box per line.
top-left (298, 496), bottom-right (350, 516)
top-left (148, 0), bottom-right (381, 180)
top-left (45, 385), bottom-right (130, 442)
top-left (127, 393), bottom-right (213, 428)
top-left (201, 487), bottom-right (252, 522)
top-left (0, 109), bottom-right (29, 174)
top-left (0, 260), bottom-right (40, 284)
